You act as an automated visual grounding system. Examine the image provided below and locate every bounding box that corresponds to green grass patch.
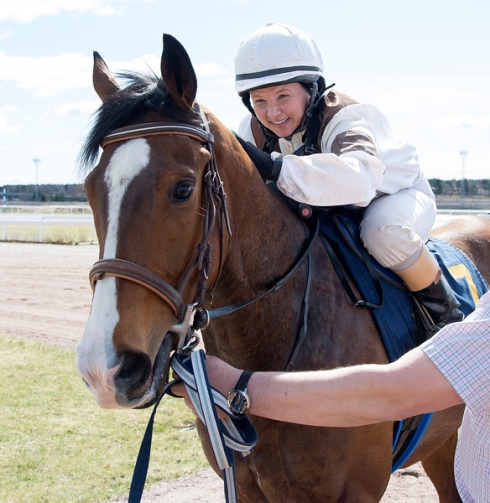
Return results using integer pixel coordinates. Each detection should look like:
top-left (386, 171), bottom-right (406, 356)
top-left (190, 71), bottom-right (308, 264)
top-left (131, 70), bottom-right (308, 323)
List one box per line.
top-left (1, 224), bottom-right (96, 244)
top-left (0, 336), bottom-right (208, 503)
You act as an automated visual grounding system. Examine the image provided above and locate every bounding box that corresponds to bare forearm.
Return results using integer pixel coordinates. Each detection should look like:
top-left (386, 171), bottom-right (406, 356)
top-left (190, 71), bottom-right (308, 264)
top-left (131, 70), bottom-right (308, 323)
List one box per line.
top-left (204, 348), bottom-right (462, 427)
top-left (247, 365), bottom-right (405, 427)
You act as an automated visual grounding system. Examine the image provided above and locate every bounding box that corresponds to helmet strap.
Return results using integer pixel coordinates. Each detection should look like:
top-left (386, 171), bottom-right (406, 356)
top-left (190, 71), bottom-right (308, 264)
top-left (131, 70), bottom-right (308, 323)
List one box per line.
top-left (300, 82), bottom-right (336, 155)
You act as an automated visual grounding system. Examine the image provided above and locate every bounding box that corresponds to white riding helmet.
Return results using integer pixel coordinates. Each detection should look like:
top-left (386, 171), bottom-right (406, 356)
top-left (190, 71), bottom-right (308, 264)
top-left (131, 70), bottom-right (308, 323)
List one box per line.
top-left (235, 23), bottom-right (325, 96)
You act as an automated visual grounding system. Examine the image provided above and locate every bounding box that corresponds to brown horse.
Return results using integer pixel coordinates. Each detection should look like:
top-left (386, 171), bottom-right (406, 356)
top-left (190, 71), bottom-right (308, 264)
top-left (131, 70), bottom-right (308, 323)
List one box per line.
top-left (76, 34), bottom-right (489, 502)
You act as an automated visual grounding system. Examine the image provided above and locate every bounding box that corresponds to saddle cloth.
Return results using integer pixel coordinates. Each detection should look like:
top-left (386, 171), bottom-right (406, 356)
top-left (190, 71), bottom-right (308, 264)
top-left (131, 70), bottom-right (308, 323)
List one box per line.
top-left (319, 210), bottom-right (488, 362)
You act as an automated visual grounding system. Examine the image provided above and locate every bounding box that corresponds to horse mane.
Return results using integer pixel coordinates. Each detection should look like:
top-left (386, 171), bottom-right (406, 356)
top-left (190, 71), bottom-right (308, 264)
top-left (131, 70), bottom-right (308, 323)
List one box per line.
top-left (78, 71), bottom-right (201, 174)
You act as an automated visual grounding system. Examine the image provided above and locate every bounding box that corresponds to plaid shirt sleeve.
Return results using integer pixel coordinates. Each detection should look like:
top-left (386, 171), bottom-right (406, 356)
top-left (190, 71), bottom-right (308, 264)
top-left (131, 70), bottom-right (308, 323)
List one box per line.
top-left (421, 291), bottom-right (490, 415)
top-left (421, 291), bottom-right (490, 501)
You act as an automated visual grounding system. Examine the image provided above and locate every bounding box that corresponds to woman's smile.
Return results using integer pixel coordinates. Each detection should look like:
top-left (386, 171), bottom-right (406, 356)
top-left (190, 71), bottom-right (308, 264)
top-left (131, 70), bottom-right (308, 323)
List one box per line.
top-left (251, 83), bottom-right (310, 138)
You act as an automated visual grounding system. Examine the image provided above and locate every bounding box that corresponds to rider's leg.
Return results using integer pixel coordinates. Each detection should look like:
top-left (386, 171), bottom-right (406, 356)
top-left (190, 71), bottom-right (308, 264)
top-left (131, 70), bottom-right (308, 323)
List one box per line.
top-left (396, 245), bottom-right (463, 328)
top-left (360, 184), bottom-right (463, 329)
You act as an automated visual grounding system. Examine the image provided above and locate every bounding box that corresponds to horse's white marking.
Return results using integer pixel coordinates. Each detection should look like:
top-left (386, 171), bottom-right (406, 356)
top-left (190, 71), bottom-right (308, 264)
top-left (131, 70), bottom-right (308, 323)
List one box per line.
top-left (76, 139), bottom-right (151, 408)
top-left (104, 139), bottom-right (151, 259)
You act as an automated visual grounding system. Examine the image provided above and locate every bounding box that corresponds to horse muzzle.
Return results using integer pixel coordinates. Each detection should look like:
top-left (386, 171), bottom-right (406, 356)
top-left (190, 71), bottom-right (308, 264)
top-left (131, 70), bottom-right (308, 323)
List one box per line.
top-left (77, 333), bottom-right (175, 409)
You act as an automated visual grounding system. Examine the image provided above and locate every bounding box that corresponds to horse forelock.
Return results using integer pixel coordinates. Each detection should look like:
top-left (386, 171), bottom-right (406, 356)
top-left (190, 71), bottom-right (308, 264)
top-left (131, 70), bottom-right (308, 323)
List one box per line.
top-left (78, 71), bottom-right (201, 175)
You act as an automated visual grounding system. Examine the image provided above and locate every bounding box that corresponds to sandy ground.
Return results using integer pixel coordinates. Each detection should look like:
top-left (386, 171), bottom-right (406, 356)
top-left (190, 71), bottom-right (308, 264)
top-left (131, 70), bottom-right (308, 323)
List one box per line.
top-left (0, 241), bottom-right (440, 502)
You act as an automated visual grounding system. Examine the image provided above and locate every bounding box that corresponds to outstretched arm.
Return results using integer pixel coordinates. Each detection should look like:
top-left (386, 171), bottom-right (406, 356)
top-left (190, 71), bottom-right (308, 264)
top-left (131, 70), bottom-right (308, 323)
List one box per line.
top-left (203, 347), bottom-right (462, 427)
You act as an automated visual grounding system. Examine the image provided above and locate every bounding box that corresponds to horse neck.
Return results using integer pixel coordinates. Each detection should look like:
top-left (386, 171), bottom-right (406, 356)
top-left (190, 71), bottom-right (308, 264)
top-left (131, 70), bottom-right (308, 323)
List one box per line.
top-left (223, 167), bottom-right (307, 293)
top-left (204, 155), bottom-right (311, 369)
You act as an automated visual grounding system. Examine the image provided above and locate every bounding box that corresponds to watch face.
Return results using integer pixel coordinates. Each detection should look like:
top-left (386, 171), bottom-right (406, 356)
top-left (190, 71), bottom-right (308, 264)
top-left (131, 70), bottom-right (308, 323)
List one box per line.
top-left (228, 390), bottom-right (250, 416)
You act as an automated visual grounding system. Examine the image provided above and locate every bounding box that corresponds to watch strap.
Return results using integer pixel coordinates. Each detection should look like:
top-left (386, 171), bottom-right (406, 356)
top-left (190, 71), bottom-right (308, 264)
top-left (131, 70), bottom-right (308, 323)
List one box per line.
top-left (233, 369), bottom-right (254, 393)
top-left (227, 369), bottom-right (254, 416)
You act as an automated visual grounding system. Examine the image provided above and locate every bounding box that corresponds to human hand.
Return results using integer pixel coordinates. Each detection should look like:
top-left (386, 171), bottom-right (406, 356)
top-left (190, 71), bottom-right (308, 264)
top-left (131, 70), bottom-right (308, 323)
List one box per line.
top-left (171, 355), bottom-right (243, 418)
top-left (235, 135), bottom-right (282, 182)
top-left (204, 355), bottom-right (244, 396)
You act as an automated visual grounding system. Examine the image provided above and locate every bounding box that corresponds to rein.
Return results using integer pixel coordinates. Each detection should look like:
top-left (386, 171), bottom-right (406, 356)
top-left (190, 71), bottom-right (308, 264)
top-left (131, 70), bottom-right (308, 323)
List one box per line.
top-left (128, 350), bottom-right (258, 503)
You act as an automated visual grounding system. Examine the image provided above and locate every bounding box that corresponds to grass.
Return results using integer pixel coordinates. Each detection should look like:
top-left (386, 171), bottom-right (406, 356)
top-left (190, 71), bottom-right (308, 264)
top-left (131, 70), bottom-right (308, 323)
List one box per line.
top-left (0, 336), bottom-right (208, 503)
top-left (0, 224), bottom-right (97, 245)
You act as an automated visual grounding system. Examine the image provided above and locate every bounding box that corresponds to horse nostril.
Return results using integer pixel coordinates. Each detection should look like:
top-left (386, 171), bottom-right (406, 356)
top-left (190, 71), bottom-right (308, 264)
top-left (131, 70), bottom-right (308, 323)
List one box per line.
top-left (115, 351), bottom-right (152, 394)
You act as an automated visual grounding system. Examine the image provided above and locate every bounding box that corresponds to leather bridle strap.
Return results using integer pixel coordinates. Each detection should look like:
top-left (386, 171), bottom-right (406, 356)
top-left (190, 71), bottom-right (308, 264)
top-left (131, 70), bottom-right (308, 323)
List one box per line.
top-left (207, 220), bottom-right (319, 321)
top-left (100, 121), bottom-right (213, 149)
top-left (90, 258), bottom-right (185, 320)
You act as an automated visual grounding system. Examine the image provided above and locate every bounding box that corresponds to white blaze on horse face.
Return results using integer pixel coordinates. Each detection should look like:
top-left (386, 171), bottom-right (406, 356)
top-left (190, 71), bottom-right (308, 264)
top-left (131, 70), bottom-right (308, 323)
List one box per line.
top-left (77, 139), bottom-right (151, 408)
top-left (104, 138), bottom-right (151, 259)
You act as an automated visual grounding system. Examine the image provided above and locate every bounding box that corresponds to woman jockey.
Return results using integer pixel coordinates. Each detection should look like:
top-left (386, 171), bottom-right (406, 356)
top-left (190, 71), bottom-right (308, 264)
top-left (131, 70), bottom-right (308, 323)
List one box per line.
top-left (234, 22), bottom-right (463, 331)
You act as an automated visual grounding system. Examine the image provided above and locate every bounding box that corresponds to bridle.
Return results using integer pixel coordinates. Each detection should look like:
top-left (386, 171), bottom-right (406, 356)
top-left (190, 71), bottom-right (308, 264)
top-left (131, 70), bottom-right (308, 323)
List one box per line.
top-left (89, 106), bottom-right (318, 360)
top-left (90, 106), bottom-right (230, 343)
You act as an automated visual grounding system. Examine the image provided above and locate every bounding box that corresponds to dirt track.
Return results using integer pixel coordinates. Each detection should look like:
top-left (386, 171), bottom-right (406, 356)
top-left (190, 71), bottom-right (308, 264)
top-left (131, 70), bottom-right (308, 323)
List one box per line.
top-left (0, 242), bottom-right (439, 502)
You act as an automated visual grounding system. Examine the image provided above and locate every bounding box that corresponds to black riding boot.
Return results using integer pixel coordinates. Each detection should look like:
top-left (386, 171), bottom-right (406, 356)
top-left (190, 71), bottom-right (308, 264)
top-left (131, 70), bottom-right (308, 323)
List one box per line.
top-left (413, 273), bottom-right (464, 330)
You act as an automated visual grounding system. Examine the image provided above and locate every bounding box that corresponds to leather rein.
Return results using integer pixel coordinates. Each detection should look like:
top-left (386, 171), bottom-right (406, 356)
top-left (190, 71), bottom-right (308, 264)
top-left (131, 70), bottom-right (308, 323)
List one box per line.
top-left (89, 108), bottom-right (318, 361)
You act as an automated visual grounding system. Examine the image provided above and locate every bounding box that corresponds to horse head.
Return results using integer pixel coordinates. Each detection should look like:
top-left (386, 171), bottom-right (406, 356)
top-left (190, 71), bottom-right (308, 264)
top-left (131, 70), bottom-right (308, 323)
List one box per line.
top-left (76, 35), bottom-right (263, 409)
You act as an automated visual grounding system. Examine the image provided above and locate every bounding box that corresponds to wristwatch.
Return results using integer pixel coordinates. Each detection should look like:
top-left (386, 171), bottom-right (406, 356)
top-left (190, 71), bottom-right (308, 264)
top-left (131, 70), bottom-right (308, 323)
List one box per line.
top-left (227, 370), bottom-right (254, 416)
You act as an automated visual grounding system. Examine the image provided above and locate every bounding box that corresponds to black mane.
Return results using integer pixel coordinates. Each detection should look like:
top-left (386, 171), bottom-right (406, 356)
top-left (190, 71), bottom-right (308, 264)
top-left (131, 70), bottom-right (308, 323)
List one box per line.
top-left (78, 71), bottom-right (201, 173)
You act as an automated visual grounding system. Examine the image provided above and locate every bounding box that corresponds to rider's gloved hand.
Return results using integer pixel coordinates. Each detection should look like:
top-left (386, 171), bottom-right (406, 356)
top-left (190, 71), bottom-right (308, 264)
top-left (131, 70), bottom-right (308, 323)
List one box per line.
top-left (235, 135), bottom-right (283, 182)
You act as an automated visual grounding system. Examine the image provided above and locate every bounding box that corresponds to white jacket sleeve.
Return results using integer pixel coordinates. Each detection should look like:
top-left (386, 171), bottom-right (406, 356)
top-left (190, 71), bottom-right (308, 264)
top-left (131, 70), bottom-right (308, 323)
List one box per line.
top-left (277, 150), bottom-right (385, 207)
top-left (276, 104), bottom-right (422, 207)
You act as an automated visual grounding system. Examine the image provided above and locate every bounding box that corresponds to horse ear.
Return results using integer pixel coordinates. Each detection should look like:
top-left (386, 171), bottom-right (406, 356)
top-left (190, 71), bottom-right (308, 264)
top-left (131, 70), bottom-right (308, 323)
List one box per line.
top-left (92, 51), bottom-right (120, 102)
top-left (161, 34), bottom-right (197, 111)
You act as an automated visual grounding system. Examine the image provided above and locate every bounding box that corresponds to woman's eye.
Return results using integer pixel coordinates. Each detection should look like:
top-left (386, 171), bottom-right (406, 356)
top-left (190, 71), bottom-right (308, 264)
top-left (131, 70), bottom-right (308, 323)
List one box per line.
top-left (172, 182), bottom-right (194, 202)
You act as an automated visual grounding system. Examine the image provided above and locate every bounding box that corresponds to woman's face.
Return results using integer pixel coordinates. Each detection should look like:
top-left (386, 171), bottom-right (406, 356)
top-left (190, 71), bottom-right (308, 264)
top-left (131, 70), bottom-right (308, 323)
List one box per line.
top-left (250, 82), bottom-right (310, 138)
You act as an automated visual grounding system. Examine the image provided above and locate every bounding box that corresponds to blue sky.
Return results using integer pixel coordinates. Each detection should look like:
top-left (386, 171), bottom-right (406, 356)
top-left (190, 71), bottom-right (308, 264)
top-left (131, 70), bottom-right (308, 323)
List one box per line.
top-left (1, 0), bottom-right (489, 185)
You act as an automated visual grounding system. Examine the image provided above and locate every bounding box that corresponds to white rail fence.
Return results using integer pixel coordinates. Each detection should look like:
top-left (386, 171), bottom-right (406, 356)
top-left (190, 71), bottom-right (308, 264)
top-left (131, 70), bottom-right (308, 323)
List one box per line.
top-left (0, 205), bottom-right (96, 244)
top-left (1, 205), bottom-right (488, 244)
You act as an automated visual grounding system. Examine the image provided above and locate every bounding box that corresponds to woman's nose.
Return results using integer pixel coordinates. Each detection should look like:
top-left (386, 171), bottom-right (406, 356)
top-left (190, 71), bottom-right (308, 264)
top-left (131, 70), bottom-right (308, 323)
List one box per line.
top-left (267, 103), bottom-right (281, 119)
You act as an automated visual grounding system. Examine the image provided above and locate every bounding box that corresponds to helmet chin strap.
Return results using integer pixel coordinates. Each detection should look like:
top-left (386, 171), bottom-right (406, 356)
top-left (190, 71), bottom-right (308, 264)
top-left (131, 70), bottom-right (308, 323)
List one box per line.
top-left (297, 81), bottom-right (336, 155)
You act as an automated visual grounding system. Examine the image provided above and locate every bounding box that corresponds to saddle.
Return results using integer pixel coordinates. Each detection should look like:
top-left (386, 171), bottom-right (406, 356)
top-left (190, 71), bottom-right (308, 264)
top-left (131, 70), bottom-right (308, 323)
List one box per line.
top-left (317, 208), bottom-right (489, 471)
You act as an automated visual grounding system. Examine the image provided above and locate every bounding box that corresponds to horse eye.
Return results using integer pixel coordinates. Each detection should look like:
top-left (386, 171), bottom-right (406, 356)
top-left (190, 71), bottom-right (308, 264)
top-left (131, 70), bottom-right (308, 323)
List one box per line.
top-left (172, 182), bottom-right (194, 202)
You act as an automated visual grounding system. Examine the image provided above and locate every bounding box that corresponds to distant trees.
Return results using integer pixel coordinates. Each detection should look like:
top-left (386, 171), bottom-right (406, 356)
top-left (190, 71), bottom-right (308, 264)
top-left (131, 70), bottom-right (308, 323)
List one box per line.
top-left (2, 184), bottom-right (87, 202)
top-left (2, 180), bottom-right (490, 203)
top-left (428, 179), bottom-right (490, 198)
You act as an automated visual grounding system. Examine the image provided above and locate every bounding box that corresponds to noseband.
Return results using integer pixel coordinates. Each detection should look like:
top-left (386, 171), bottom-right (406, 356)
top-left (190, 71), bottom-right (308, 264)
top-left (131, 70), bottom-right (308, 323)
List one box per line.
top-left (89, 107), bottom-right (231, 329)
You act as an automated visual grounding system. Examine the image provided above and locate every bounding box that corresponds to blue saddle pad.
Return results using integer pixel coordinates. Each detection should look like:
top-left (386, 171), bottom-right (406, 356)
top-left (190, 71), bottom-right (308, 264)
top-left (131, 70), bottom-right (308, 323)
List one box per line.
top-left (319, 211), bottom-right (488, 362)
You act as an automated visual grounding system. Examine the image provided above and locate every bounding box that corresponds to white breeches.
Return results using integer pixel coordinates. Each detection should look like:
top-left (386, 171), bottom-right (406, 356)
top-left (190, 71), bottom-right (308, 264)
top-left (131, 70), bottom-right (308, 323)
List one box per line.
top-left (360, 178), bottom-right (437, 271)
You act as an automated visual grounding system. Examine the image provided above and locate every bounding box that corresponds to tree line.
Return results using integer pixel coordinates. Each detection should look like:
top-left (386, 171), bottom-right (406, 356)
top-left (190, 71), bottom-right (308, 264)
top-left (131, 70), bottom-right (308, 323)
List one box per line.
top-left (2, 184), bottom-right (87, 202)
top-left (429, 178), bottom-right (490, 197)
top-left (2, 179), bottom-right (490, 203)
